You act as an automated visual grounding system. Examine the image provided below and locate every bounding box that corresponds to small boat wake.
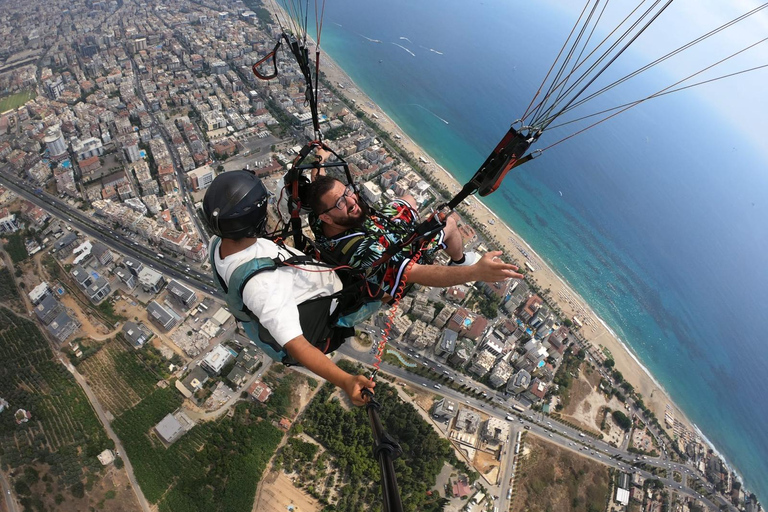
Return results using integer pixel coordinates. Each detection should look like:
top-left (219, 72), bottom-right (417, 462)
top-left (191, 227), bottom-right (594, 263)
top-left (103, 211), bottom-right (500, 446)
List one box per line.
top-left (392, 43), bottom-right (416, 57)
top-left (419, 45), bottom-right (444, 55)
top-left (357, 33), bottom-right (382, 43)
top-left (399, 36), bottom-right (412, 43)
top-left (410, 103), bottom-right (449, 124)
top-left (332, 22), bottom-right (342, 27)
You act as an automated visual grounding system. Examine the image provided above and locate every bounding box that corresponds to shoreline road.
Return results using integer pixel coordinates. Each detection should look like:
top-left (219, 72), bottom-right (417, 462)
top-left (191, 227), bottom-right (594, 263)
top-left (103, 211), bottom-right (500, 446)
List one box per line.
top-left (60, 358), bottom-right (152, 512)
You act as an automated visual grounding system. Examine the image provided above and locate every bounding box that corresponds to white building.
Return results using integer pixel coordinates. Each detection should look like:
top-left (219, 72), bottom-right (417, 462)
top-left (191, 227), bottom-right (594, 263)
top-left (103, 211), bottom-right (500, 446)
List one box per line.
top-left (187, 164), bottom-right (215, 191)
top-left (28, 282), bottom-right (50, 305)
top-left (488, 360), bottom-right (514, 388)
top-left (0, 208), bottom-right (20, 233)
top-left (72, 137), bottom-right (105, 161)
top-left (361, 181), bottom-right (382, 204)
top-left (125, 143), bottom-right (141, 163)
top-left (138, 267), bottom-right (165, 294)
top-left (469, 349), bottom-right (496, 378)
top-left (44, 126), bottom-right (67, 157)
top-left (201, 344), bottom-right (235, 375)
top-left (482, 417), bottom-right (510, 444)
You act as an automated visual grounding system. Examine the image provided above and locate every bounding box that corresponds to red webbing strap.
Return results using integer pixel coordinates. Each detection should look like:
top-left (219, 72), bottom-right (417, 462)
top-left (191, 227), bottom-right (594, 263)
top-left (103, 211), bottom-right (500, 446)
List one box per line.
top-left (370, 244), bottom-right (424, 382)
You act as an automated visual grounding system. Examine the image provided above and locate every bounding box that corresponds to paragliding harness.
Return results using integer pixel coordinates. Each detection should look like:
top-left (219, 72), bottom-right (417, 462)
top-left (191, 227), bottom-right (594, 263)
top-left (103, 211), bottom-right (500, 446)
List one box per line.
top-left (208, 236), bottom-right (379, 365)
top-left (252, 17), bottom-right (540, 512)
top-left (250, 0), bottom-right (768, 507)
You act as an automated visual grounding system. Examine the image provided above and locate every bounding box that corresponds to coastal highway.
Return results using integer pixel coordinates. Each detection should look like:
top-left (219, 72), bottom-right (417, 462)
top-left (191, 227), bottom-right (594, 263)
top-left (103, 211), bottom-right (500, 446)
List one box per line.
top-left (337, 343), bottom-right (735, 512)
top-left (0, 173), bottom-right (219, 297)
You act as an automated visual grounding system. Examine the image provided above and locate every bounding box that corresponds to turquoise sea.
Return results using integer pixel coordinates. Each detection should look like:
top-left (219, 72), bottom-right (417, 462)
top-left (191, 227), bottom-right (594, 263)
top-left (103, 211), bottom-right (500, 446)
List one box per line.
top-left (309, 0), bottom-right (768, 501)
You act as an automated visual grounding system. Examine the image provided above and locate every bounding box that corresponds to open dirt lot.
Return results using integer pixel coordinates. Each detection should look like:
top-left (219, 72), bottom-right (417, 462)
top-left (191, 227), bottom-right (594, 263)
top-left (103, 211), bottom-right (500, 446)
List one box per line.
top-left (474, 450), bottom-right (500, 484)
top-left (561, 365), bottom-right (626, 438)
top-left (512, 434), bottom-right (611, 512)
top-left (252, 371), bottom-right (325, 512)
top-left (27, 465), bottom-right (141, 512)
top-left (253, 471), bottom-right (320, 512)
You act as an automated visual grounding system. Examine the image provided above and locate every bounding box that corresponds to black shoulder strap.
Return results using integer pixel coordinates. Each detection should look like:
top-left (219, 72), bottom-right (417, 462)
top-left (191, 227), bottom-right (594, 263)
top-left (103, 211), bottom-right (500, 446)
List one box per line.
top-left (319, 232), bottom-right (366, 266)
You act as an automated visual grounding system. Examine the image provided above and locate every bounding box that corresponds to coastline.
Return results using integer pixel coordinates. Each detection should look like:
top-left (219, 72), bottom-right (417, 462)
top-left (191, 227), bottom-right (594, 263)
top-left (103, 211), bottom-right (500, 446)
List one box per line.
top-left (261, 1), bottom-right (695, 442)
top-left (317, 52), bottom-right (694, 435)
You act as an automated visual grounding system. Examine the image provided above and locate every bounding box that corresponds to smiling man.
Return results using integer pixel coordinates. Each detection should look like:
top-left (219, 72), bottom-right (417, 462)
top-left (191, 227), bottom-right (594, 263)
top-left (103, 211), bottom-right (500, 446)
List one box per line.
top-left (309, 175), bottom-right (522, 299)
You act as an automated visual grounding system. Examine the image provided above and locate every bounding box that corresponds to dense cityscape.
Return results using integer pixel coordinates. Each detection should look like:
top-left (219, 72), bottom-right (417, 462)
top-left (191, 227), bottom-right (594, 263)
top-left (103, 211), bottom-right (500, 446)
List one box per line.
top-left (0, 0), bottom-right (762, 511)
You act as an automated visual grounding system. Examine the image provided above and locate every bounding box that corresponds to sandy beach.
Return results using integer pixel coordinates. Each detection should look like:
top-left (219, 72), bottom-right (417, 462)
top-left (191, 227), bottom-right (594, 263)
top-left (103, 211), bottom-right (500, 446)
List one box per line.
top-left (263, 3), bottom-right (692, 435)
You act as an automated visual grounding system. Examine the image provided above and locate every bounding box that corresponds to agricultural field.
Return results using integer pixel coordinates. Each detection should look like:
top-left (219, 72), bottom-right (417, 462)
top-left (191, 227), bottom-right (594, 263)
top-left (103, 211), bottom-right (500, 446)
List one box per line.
top-left (0, 302), bottom-right (114, 505)
top-left (512, 434), bottom-right (611, 512)
top-left (112, 387), bottom-right (283, 512)
top-left (0, 89), bottom-right (35, 112)
top-left (77, 336), bottom-right (162, 416)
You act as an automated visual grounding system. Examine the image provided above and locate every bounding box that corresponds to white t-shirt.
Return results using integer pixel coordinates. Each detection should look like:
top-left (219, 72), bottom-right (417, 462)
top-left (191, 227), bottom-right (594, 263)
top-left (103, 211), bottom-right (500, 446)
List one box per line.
top-left (213, 238), bottom-right (343, 347)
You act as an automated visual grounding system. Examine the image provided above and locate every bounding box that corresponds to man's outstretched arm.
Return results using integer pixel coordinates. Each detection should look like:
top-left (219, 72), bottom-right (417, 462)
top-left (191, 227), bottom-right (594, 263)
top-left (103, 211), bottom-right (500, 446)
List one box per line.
top-left (284, 335), bottom-right (374, 406)
top-left (407, 251), bottom-right (523, 288)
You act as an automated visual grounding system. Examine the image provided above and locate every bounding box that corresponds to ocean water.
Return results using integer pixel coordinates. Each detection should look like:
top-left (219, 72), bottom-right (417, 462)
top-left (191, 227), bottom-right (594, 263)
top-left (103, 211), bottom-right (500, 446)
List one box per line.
top-left (308, 0), bottom-right (768, 500)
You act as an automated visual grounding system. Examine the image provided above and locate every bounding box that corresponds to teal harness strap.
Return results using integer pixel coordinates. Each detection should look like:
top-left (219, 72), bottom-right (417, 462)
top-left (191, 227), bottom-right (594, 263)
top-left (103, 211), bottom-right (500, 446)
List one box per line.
top-left (208, 237), bottom-right (380, 363)
top-left (209, 237), bottom-right (287, 361)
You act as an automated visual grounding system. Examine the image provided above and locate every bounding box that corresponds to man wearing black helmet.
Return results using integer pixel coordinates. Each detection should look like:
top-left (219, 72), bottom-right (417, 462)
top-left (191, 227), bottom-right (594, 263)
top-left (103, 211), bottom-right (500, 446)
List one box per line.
top-left (203, 170), bottom-right (374, 406)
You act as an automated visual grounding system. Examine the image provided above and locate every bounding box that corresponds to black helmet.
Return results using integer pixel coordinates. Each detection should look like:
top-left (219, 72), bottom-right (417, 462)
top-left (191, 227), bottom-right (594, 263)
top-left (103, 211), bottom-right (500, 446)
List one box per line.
top-left (203, 170), bottom-right (269, 239)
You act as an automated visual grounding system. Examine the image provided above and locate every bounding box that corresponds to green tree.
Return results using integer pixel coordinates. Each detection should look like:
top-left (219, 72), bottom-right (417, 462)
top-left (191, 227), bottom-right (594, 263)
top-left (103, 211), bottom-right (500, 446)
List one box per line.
top-left (70, 482), bottom-right (85, 498)
top-left (612, 410), bottom-right (632, 430)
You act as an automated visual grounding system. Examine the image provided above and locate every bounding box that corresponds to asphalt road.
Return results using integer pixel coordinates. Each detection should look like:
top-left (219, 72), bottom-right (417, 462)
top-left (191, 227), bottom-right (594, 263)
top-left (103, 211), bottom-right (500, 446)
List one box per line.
top-left (1, 471), bottom-right (17, 512)
top-left (0, 173), bottom-right (218, 296)
top-left (130, 60), bottom-right (209, 246)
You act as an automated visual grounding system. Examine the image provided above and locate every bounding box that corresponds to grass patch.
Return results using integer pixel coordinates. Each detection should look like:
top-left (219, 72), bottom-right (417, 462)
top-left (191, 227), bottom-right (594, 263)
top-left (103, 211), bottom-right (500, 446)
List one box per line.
top-left (0, 90), bottom-right (35, 112)
top-left (77, 337), bottom-right (162, 416)
top-left (97, 300), bottom-right (125, 324)
top-left (4, 233), bottom-right (28, 263)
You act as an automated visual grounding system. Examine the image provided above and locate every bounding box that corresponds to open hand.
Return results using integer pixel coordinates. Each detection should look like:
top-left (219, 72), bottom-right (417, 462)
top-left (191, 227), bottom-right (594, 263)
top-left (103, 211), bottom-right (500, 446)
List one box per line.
top-left (473, 251), bottom-right (524, 282)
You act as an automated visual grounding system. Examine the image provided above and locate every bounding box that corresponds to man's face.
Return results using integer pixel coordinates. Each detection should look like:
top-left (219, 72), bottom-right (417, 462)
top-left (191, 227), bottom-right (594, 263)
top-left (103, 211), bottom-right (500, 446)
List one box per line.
top-left (319, 181), bottom-right (365, 228)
